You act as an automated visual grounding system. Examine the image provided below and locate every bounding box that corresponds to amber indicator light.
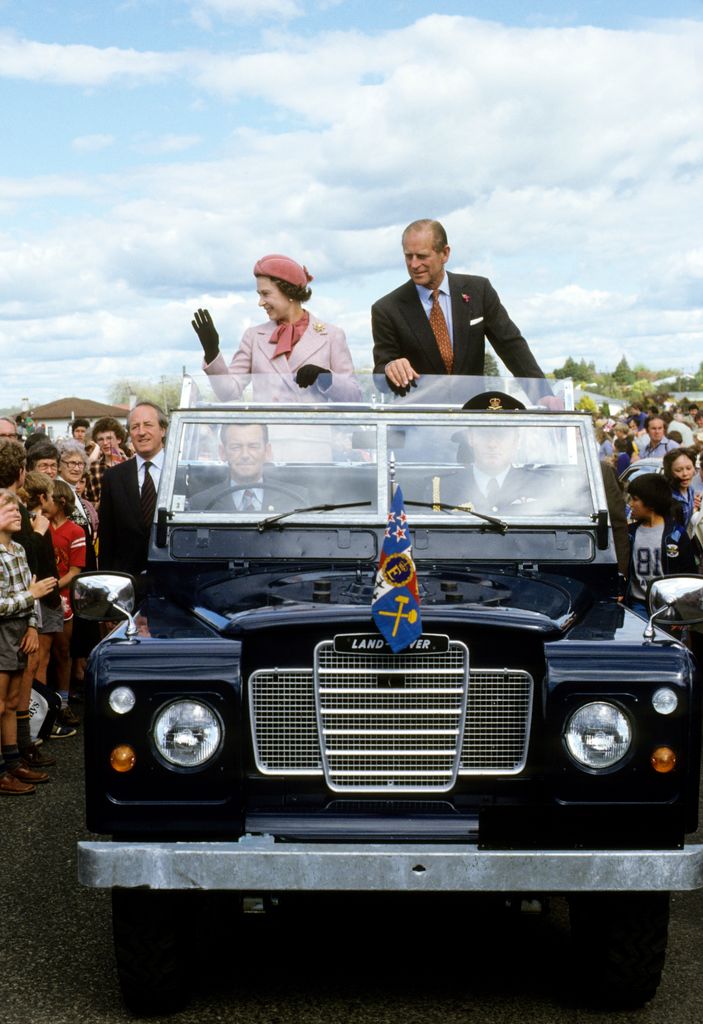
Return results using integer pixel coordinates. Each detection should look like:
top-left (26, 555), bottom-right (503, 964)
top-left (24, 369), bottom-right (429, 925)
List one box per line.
top-left (651, 747), bottom-right (676, 773)
top-left (110, 745), bottom-right (137, 772)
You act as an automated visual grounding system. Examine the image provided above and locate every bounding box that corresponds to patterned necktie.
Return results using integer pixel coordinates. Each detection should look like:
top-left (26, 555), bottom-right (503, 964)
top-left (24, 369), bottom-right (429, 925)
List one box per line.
top-left (141, 461), bottom-right (157, 524)
top-left (241, 488), bottom-right (258, 512)
top-left (430, 288), bottom-right (453, 374)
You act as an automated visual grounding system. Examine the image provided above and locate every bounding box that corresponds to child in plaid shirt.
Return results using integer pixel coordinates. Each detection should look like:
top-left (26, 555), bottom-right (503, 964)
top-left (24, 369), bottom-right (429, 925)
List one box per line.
top-left (0, 490), bottom-right (57, 794)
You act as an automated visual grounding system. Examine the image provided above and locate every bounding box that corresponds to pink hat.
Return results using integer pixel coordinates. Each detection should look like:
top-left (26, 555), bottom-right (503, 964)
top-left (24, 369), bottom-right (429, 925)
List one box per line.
top-left (253, 253), bottom-right (313, 289)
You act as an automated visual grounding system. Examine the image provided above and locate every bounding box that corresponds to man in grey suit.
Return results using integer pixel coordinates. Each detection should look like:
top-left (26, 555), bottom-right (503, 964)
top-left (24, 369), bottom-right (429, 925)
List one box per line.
top-left (372, 219), bottom-right (551, 399)
top-left (190, 423), bottom-right (307, 513)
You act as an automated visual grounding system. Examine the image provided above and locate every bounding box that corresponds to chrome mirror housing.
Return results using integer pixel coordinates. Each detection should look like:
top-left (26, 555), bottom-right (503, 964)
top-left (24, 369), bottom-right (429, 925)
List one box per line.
top-left (72, 572), bottom-right (138, 637)
top-left (644, 576), bottom-right (703, 640)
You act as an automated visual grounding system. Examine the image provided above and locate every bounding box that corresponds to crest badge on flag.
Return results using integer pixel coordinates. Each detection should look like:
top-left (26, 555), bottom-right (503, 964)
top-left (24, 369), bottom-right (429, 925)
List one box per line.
top-left (372, 486), bottom-right (423, 653)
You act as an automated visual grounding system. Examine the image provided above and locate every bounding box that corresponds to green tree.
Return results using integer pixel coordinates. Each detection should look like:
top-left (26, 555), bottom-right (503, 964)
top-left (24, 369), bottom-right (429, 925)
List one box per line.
top-left (109, 377), bottom-right (182, 414)
top-left (612, 357), bottom-right (635, 385)
top-left (483, 351), bottom-right (500, 376)
top-left (576, 394), bottom-right (598, 415)
top-left (553, 357), bottom-right (596, 382)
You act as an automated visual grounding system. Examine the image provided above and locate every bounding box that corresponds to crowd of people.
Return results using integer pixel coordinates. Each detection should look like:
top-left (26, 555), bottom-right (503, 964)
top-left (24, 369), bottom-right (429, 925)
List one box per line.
top-left (596, 401), bottom-right (703, 626)
top-left (0, 401), bottom-right (165, 794)
top-left (2, 220), bottom-right (703, 794)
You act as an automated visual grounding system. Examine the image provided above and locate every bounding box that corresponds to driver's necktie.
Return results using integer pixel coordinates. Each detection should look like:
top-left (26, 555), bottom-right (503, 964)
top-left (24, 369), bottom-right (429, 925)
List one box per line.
top-left (485, 477), bottom-right (500, 511)
top-left (241, 489), bottom-right (258, 512)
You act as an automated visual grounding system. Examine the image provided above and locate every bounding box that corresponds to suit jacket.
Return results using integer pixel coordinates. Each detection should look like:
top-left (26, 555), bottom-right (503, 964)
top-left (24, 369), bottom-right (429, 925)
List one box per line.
top-left (372, 272), bottom-right (545, 382)
top-left (204, 314), bottom-right (361, 403)
top-left (98, 458), bottom-right (152, 577)
top-left (433, 466), bottom-right (543, 515)
top-left (190, 476), bottom-right (309, 513)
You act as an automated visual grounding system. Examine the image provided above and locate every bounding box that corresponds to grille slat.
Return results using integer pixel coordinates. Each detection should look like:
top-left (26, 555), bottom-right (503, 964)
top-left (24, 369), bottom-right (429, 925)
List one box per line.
top-left (315, 640), bottom-right (469, 793)
top-left (249, 651), bottom-right (533, 789)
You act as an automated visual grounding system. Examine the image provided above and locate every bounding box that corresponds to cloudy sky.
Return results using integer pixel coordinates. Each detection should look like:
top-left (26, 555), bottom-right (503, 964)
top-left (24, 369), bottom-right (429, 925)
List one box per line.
top-left (1, 0), bottom-right (702, 408)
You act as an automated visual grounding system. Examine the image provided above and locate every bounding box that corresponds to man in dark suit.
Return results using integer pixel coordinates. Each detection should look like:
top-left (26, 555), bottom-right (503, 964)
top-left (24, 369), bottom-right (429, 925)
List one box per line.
top-left (190, 423), bottom-right (307, 513)
top-left (433, 426), bottom-right (542, 515)
top-left (372, 219), bottom-right (552, 400)
top-left (98, 401), bottom-right (167, 577)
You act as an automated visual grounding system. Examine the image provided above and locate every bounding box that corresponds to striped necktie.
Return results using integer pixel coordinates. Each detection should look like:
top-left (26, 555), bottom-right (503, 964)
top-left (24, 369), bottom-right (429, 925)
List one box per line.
top-left (141, 461), bottom-right (157, 524)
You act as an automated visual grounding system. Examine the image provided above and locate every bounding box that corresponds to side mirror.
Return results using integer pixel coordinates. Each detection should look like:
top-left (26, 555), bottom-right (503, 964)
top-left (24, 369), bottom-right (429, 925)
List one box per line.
top-left (644, 575), bottom-right (703, 640)
top-left (71, 572), bottom-right (137, 637)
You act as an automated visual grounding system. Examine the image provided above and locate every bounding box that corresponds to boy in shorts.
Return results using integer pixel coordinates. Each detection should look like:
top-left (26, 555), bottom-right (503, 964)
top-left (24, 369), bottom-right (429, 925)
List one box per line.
top-left (0, 491), bottom-right (57, 793)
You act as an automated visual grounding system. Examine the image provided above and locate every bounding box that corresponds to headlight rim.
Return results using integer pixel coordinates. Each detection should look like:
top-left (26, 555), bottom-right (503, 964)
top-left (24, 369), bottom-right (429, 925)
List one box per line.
top-left (150, 697), bottom-right (224, 773)
top-left (563, 699), bottom-right (633, 773)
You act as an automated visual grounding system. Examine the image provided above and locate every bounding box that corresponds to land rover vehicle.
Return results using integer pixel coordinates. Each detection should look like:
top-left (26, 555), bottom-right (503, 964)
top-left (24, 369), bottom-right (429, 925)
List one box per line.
top-left (75, 374), bottom-right (703, 1014)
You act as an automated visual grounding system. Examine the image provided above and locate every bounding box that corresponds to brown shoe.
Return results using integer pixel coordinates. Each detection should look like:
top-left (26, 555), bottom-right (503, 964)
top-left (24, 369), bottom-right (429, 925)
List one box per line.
top-left (10, 762), bottom-right (50, 784)
top-left (0, 772), bottom-right (36, 795)
top-left (59, 705), bottom-right (80, 728)
top-left (22, 743), bottom-right (56, 768)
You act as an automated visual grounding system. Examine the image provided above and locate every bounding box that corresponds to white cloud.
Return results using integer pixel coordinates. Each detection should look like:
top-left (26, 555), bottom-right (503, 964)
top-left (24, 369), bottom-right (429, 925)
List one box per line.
top-left (2, 14), bottom-right (703, 404)
top-left (72, 133), bottom-right (116, 152)
top-left (132, 134), bottom-right (202, 154)
top-left (0, 31), bottom-right (185, 85)
top-left (189, 0), bottom-right (302, 28)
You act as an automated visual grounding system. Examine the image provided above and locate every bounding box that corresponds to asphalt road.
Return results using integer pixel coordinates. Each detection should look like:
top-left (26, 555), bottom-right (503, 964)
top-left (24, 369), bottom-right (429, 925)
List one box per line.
top-left (3, 736), bottom-right (703, 1024)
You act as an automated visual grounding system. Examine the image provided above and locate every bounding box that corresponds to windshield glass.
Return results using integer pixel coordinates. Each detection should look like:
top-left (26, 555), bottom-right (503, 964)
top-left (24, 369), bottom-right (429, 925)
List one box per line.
top-left (171, 417), bottom-right (379, 518)
top-left (394, 422), bottom-right (589, 517)
top-left (180, 371), bottom-right (573, 411)
top-left (164, 405), bottom-right (599, 526)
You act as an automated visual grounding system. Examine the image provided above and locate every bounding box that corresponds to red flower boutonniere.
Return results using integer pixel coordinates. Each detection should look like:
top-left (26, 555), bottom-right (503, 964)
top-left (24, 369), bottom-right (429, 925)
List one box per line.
top-left (461, 293), bottom-right (471, 303)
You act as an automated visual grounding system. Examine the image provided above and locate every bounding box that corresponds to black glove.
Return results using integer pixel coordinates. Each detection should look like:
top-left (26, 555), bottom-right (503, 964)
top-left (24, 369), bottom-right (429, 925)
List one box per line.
top-left (191, 308), bottom-right (220, 365)
top-left (295, 364), bottom-right (331, 389)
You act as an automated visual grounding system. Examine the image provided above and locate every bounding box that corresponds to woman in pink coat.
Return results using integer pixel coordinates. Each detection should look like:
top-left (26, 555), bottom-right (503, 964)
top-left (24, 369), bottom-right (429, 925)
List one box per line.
top-left (193, 254), bottom-right (361, 403)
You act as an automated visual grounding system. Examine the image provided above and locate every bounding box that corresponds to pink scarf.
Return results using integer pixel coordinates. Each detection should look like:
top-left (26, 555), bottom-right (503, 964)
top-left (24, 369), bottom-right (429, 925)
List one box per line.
top-left (269, 311), bottom-right (309, 358)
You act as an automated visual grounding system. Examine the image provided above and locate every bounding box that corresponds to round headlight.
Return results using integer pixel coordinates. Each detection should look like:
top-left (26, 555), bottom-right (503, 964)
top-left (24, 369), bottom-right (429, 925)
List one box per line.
top-left (109, 686), bottom-right (136, 715)
top-left (564, 701), bottom-right (631, 769)
top-left (152, 700), bottom-right (223, 769)
top-left (652, 687), bottom-right (678, 716)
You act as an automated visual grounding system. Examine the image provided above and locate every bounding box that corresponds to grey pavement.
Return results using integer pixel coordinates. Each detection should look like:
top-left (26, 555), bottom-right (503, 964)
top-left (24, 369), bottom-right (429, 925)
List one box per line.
top-left (2, 735), bottom-right (703, 1024)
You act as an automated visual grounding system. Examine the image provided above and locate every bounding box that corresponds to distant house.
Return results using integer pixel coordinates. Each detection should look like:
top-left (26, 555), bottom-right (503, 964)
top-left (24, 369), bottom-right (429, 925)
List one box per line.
top-left (29, 397), bottom-right (129, 441)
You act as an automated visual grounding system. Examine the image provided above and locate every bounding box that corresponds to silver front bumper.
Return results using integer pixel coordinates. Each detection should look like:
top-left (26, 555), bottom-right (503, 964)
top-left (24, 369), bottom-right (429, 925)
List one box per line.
top-left (78, 837), bottom-right (703, 892)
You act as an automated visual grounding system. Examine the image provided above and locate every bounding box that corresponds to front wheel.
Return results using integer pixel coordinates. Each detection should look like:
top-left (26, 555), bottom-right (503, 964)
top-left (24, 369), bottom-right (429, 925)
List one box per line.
top-left (568, 891), bottom-right (670, 1008)
top-left (112, 889), bottom-right (191, 1016)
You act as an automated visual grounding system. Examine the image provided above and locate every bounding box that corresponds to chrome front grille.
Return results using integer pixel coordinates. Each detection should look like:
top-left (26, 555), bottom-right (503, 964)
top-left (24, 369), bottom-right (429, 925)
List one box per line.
top-left (460, 669), bottom-right (533, 773)
top-left (249, 653), bottom-right (533, 791)
top-left (249, 669), bottom-right (322, 774)
top-left (315, 640), bottom-right (468, 792)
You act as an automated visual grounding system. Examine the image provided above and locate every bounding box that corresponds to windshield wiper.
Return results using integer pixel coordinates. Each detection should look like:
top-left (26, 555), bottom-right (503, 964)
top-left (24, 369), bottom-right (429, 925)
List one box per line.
top-left (404, 500), bottom-right (509, 534)
top-left (256, 501), bottom-right (373, 532)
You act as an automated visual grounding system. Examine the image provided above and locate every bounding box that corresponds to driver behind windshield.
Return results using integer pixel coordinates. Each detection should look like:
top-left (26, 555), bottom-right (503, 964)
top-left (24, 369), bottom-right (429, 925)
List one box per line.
top-left (189, 423), bottom-right (307, 513)
top-left (432, 427), bottom-right (541, 514)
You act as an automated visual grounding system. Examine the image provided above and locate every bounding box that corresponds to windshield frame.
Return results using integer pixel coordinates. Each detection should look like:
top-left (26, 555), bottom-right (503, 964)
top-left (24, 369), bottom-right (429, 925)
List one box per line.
top-left (160, 406), bottom-right (606, 529)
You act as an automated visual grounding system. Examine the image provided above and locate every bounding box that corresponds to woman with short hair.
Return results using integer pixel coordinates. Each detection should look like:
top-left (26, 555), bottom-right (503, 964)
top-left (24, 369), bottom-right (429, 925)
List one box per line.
top-left (193, 254), bottom-right (360, 403)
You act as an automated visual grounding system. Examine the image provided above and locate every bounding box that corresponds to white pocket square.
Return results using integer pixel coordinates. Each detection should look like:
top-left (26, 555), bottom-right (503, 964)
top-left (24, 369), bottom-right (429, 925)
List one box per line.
top-left (469, 316), bottom-right (483, 326)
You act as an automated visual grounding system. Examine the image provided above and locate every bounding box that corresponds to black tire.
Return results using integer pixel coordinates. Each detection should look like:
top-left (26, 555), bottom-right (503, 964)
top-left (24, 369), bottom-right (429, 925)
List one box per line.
top-left (112, 889), bottom-right (191, 1016)
top-left (568, 891), bottom-right (670, 1009)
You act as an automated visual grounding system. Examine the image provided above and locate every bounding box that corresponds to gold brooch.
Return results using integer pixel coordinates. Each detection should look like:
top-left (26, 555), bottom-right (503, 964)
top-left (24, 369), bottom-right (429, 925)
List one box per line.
top-left (313, 321), bottom-right (326, 333)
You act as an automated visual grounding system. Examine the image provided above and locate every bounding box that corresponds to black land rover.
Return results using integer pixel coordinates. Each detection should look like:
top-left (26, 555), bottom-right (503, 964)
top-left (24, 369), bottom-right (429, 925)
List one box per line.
top-left (74, 374), bottom-right (703, 1014)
